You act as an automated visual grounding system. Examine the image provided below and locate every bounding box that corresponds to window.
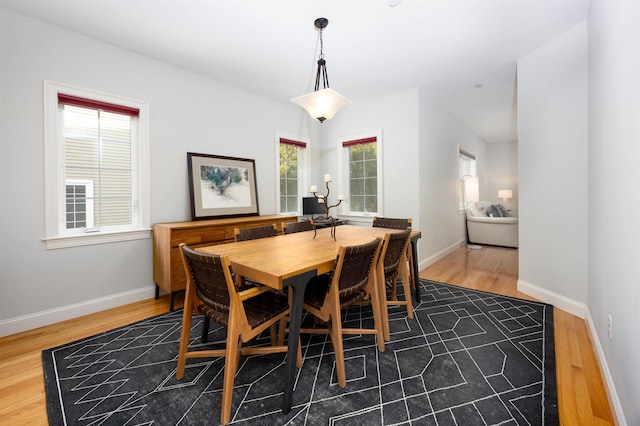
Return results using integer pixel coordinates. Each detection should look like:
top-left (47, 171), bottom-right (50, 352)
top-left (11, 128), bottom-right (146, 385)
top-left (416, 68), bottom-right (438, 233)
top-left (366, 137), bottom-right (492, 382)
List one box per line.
top-left (459, 148), bottom-right (477, 210)
top-left (65, 180), bottom-right (94, 229)
top-left (340, 132), bottom-right (383, 216)
top-left (277, 134), bottom-right (309, 214)
top-left (44, 81), bottom-right (150, 249)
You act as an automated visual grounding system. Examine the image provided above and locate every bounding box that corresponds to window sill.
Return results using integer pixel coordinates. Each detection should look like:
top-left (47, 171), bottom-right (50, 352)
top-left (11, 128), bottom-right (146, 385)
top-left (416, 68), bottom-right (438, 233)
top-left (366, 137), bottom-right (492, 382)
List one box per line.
top-left (43, 228), bottom-right (152, 250)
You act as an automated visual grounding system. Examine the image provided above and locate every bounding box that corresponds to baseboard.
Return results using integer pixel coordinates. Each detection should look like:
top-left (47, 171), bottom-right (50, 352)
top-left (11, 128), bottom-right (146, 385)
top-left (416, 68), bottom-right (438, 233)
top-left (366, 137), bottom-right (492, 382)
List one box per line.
top-left (418, 240), bottom-right (463, 271)
top-left (517, 279), bottom-right (586, 318)
top-left (0, 286), bottom-right (156, 338)
top-left (518, 279), bottom-right (626, 425)
top-left (584, 308), bottom-right (627, 426)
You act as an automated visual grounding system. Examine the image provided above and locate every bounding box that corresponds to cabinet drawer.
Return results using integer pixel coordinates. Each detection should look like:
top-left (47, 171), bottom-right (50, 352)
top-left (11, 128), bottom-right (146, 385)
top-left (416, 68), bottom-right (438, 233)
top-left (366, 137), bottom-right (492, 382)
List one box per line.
top-left (171, 227), bottom-right (226, 246)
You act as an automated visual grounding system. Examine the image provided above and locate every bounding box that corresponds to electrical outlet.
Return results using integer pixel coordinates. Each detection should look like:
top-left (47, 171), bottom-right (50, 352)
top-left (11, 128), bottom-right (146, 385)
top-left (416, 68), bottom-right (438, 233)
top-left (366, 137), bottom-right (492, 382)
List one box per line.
top-left (607, 315), bottom-right (613, 340)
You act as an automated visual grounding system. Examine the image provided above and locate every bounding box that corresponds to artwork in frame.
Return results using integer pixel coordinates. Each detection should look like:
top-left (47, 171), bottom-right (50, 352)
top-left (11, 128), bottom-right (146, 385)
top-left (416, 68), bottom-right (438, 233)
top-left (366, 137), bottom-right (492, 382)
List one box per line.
top-left (187, 152), bottom-right (259, 220)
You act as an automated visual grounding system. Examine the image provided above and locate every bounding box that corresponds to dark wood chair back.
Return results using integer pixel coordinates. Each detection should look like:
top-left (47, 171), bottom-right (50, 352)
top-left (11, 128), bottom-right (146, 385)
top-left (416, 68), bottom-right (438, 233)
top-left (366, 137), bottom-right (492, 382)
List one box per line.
top-left (283, 220), bottom-right (314, 234)
top-left (372, 216), bottom-right (416, 294)
top-left (181, 243), bottom-right (233, 324)
top-left (372, 216), bottom-right (412, 230)
top-left (381, 228), bottom-right (412, 279)
top-left (234, 224), bottom-right (278, 242)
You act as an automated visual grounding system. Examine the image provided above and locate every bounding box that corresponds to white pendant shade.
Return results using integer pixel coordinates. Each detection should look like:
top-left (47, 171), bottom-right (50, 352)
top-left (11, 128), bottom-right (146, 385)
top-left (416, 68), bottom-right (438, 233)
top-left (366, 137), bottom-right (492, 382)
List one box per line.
top-left (291, 88), bottom-right (351, 123)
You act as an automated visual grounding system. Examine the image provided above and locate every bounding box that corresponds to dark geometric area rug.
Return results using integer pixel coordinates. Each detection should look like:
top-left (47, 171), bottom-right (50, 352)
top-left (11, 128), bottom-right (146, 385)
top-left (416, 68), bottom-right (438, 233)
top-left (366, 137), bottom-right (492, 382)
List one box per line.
top-left (43, 279), bottom-right (558, 425)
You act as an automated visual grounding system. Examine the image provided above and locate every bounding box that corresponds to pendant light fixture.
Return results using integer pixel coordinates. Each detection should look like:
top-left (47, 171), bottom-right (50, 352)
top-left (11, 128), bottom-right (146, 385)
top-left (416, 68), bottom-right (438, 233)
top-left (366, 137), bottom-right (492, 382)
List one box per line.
top-left (291, 18), bottom-right (351, 123)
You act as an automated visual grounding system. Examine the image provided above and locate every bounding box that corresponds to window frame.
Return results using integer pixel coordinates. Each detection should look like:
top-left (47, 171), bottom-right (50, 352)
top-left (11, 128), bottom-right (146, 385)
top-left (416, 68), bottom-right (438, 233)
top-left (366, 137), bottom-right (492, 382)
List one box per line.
top-left (338, 130), bottom-right (384, 218)
top-left (275, 132), bottom-right (310, 215)
top-left (43, 81), bottom-right (151, 249)
top-left (459, 147), bottom-right (477, 211)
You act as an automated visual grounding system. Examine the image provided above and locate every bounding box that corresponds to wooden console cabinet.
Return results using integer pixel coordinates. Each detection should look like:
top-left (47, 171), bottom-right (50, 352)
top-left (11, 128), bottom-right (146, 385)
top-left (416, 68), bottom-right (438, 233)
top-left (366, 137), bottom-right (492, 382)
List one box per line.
top-left (153, 214), bottom-right (297, 310)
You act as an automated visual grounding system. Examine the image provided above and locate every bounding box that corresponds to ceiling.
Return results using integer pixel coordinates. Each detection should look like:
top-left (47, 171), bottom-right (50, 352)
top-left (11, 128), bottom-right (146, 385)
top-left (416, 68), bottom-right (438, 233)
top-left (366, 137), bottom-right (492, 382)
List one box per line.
top-left (1, 0), bottom-right (591, 143)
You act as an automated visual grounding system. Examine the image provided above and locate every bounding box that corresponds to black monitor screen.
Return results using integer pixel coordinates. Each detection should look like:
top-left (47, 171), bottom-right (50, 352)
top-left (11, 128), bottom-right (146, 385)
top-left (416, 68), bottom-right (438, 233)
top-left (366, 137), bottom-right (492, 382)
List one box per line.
top-left (302, 197), bottom-right (325, 216)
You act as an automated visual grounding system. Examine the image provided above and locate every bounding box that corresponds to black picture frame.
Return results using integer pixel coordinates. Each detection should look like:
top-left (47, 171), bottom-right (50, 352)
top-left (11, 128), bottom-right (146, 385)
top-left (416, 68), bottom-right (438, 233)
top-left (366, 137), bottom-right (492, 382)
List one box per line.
top-left (187, 152), bottom-right (259, 220)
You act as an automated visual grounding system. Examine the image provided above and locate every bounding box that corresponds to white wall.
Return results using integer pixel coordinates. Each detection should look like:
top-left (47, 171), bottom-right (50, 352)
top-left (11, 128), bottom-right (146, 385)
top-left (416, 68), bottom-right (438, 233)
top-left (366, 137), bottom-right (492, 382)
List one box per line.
top-left (0, 10), bottom-right (311, 334)
top-left (487, 141), bottom-right (518, 211)
top-left (588, 1), bottom-right (640, 424)
top-left (417, 90), bottom-right (488, 260)
top-left (517, 23), bottom-right (589, 307)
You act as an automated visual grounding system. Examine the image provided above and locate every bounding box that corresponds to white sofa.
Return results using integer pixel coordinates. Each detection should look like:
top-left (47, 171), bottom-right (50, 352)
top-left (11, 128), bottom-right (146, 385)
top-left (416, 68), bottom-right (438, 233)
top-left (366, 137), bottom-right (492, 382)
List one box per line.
top-left (466, 201), bottom-right (518, 248)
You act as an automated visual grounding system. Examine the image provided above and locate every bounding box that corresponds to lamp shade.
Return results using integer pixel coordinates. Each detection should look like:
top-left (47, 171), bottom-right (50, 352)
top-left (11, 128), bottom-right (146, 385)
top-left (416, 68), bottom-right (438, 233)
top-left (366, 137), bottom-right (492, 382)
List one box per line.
top-left (291, 88), bottom-right (351, 123)
top-left (498, 189), bottom-right (512, 200)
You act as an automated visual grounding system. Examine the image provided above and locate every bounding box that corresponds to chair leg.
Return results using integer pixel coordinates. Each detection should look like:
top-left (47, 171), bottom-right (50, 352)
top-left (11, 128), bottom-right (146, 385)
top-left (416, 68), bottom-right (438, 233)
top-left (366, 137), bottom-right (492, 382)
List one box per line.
top-left (276, 318), bottom-right (303, 368)
top-left (296, 337), bottom-right (303, 368)
top-left (376, 263), bottom-right (391, 342)
top-left (201, 317), bottom-right (210, 343)
top-left (176, 305), bottom-right (193, 380)
top-left (269, 323), bottom-right (278, 346)
top-left (390, 278), bottom-right (398, 301)
top-left (221, 327), bottom-right (240, 425)
top-left (329, 315), bottom-right (347, 388)
top-left (399, 263), bottom-right (414, 319)
top-left (235, 341), bottom-right (243, 371)
top-left (277, 318), bottom-right (286, 346)
top-left (367, 273), bottom-right (386, 353)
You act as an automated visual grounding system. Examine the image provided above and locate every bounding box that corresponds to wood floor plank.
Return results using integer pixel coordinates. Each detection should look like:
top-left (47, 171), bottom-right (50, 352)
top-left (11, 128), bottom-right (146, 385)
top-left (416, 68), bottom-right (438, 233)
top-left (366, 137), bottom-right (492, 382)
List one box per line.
top-left (575, 316), bottom-right (613, 422)
top-left (554, 309), bottom-right (581, 424)
top-left (0, 245), bottom-right (614, 425)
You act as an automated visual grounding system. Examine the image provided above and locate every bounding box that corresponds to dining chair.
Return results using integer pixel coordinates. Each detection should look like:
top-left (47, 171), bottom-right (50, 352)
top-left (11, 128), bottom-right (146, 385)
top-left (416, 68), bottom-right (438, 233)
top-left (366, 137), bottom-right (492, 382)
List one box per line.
top-left (282, 220), bottom-right (314, 234)
top-left (300, 237), bottom-right (385, 388)
top-left (200, 223), bottom-right (280, 342)
top-left (234, 224), bottom-right (279, 241)
top-left (372, 216), bottom-right (416, 292)
top-left (377, 228), bottom-right (414, 341)
top-left (177, 243), bottom-right (296, 425)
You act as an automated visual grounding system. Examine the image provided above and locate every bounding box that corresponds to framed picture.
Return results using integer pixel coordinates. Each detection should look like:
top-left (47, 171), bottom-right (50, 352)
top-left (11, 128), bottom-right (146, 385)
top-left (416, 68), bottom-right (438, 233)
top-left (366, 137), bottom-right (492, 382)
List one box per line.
top-left (187, 152), bottom-right (259, 220)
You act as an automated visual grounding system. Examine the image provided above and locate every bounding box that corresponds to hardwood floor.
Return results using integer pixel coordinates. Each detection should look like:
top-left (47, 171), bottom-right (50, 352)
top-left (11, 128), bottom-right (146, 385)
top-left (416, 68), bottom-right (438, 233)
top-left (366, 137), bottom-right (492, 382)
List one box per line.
top-left (0, 245), bottom-right (614, 425)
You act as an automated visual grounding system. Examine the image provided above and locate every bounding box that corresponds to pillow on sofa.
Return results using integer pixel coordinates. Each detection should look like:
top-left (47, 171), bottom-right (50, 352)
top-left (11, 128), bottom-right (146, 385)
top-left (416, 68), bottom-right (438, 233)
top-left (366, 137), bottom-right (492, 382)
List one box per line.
top-left (468, 201), bottom-right (492, 217)
top-left (468, 203), bottom-right (485, 217)
top-left (496, 204), bottom-right (510, 217)
top-left (486, 204), bottom-right (509, 217)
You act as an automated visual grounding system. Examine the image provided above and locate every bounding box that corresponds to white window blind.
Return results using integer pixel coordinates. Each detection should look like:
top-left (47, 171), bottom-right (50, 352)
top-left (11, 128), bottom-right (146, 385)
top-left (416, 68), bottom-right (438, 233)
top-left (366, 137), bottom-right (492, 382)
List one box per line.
top-left (61, 102), bottom-right (136, 229)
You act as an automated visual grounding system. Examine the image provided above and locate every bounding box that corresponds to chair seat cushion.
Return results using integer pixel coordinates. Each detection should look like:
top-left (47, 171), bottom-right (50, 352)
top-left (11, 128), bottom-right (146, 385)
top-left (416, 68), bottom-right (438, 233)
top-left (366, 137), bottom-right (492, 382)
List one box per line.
top-left (200, 291), bottom-right (289, 329)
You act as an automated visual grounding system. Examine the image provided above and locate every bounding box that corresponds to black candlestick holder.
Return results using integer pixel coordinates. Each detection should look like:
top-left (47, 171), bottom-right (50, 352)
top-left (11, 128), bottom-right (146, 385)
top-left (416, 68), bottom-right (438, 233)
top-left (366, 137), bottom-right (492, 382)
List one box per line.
top-left (311, 181), bottom-right (343, 240)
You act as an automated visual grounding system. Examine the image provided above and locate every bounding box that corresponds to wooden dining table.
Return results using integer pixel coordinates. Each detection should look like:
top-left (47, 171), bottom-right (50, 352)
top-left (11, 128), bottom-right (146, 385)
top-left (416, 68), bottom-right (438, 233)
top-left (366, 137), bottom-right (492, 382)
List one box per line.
top-left (198, 224), bottom-right (421, 414)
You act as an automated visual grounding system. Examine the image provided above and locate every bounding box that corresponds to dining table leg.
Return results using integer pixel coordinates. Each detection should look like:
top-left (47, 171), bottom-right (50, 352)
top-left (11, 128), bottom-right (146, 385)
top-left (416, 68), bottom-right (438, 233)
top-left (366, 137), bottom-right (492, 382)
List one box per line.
top-left (281, 270), bottom-right (317, 414)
